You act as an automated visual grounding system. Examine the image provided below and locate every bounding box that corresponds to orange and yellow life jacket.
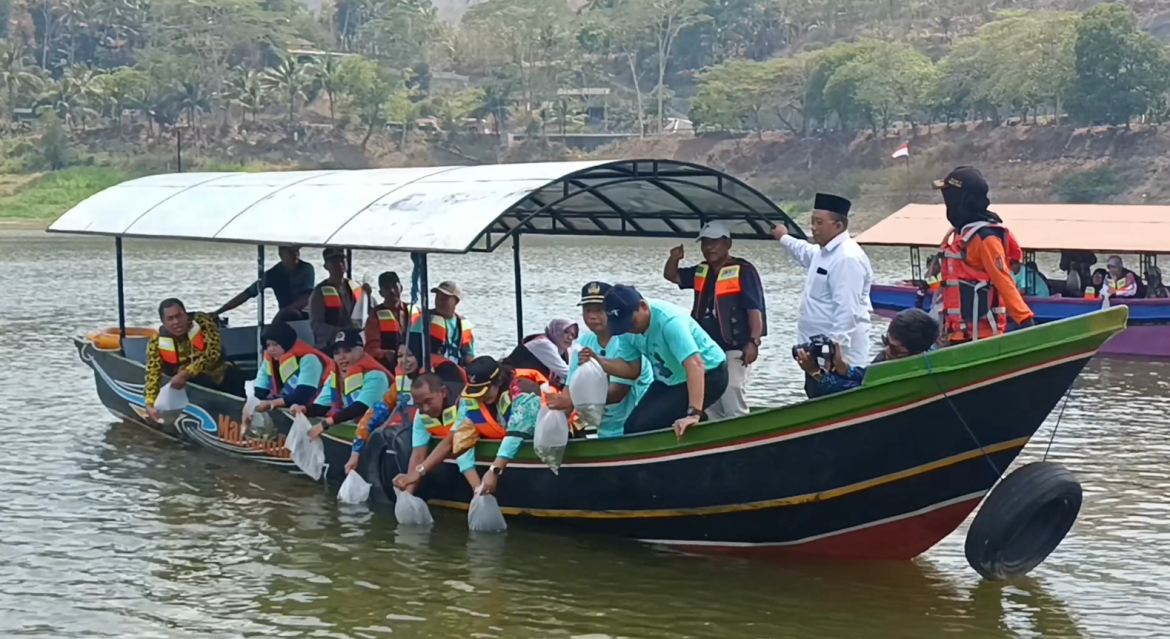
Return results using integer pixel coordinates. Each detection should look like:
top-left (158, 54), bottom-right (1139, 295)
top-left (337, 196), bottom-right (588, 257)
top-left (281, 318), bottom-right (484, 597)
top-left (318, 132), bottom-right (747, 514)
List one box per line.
top-left (158, 322), bottom-right (207, 367)
top-left (692, 259), bottom-right (763, 346)
top-left (262, 340), bottom-right (332, 395)
top-left (940, 222), bottom-right (1023, 341)
top-left (323, 353), bottom-right (391, 410)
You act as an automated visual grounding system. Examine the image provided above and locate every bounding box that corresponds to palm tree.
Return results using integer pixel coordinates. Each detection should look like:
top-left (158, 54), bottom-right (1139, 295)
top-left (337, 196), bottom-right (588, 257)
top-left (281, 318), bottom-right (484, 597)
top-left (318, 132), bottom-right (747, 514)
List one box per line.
top-left (171, 81), bottom-right (210, 129)
top-left (229, 69), bottom-right (267, 124)
top-left (36, 77), bottom-right (95, 131)
top-left (308, 54), bottom-right (343, 129)
top-left (0, 42), bottom-right (42, 124)
top-left (262, 54), bottom-right (311, 132)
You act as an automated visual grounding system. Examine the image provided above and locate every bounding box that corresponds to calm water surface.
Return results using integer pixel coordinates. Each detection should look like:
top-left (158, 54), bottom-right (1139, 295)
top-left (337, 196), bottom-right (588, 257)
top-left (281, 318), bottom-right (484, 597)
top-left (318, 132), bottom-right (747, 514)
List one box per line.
top-left (1, 231), bottom-right (1169, 638)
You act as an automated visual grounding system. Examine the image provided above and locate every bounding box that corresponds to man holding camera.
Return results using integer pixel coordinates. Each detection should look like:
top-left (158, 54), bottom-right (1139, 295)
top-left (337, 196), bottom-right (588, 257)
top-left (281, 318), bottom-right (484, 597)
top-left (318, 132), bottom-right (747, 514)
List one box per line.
top-left (773, 193), bottom-right (873, 398)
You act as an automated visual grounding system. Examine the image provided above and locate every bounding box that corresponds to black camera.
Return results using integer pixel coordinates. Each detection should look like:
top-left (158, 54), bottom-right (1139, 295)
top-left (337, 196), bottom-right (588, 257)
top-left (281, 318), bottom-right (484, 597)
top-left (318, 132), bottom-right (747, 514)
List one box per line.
top-left (792, 334), bottom-right (836, 366)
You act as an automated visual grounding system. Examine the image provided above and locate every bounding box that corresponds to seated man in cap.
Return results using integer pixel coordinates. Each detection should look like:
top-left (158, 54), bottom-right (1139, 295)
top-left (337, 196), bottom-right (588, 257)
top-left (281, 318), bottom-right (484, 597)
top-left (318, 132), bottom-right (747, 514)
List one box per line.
top-left (409, 280), bottom-right (475, 367)
top-left (248, 321), bottom-right (331, 425)
top-left (292, 328), bottom-right (390, 440)
top-left (364, 271), bottom-right (410, 371)
top-left (308, 248), bottom-right (368, 350)
top-left (664, 221), bottom-right (767, 420)
top-left (797, 308), bottom-right (939, 398)
top-left (580, 285), bottom-right (729, 439)
top-left (393, 356), bottom-right (545, 496)
top-left (545, 281), bottom-right (653, 438)
top-left (213, 245), bottom-right (315, 321)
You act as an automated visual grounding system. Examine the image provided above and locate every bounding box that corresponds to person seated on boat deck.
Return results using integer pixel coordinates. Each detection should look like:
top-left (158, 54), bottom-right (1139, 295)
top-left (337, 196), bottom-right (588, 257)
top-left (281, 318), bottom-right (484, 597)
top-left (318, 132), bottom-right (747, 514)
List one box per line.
top-left (212, 245), bottom-right (315, 321)
top-left (502, 319), bottom-right (578, 387)
top-left (364, 271), bottom-right (410, 371)
top-left (144, 298), bottom-right (239, 422)
top-left (308, 248), bottom-right (369, 350)
top-left (1012, 260), bottom-right (1051, 297)
top-left (1084, 268), bottom-right (1108, 299)
top-left (544, 282), bottom-right (653, 438)
top-left (1146, 265), bottom-right (1170, 299)
top-left (409, 281), bottom-right (475, 367)
top-left (579, 285), bottom-right (728, 439)
top-left (395, 357), bottom-right (545, 495)
top-left (247, 321), bottom-right (330, 425)
top-left (798, 308), bottom-right (939, 398)
top-left (1105, 255), bottom-right (1143, 299)
top-left (291, 328), bottom-right (390, 441)
top-left (1059, 250), bottom-right (1096, 297)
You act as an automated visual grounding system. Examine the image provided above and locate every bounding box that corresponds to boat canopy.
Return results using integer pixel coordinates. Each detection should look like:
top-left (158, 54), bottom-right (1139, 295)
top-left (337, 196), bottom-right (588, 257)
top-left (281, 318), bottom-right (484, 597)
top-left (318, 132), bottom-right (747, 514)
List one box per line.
top-left (854, 204), bottom-right (1170, 254)
top-left (47, 159), bottom-right (802, 253)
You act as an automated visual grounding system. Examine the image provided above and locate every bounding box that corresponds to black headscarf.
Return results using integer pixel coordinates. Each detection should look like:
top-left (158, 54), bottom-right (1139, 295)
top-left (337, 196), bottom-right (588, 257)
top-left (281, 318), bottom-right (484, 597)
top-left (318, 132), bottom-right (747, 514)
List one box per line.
top-left (938, 166), bottom-right (1002, 230)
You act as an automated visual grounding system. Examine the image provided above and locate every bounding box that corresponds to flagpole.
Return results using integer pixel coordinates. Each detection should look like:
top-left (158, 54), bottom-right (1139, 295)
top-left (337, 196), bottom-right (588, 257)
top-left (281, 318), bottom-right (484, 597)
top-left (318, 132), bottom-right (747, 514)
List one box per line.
top-left (904, 155), bottom-right (911, 204)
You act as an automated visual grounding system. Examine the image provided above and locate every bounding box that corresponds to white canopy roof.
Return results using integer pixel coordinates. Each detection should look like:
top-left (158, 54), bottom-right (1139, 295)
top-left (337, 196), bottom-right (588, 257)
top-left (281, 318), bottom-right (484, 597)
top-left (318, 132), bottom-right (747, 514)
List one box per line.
top-left (48, 160), bottom-right (801, 253)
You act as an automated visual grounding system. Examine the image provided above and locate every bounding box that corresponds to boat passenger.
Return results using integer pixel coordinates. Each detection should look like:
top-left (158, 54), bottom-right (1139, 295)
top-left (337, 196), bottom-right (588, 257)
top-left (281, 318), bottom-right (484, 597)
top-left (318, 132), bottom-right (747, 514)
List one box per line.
top-left (931, 167), bottom-right (1034, 344)
top-left (394, 357), bottom-right (544, 495)
top-left (797, 309), bottom-right (939, 398)
top-left (771, 193), bottom-right (874, 398)
top-left (544, 282), bottom-right (653, 438)
top-left (212, 245), bottom-right (315, 320)
top-left (248, 321), bottom-right (331, 424)
top-left (1060, 250), bottom-right (1096, 297)
top-left (409, 280), bottom-right (475, 366)
top-left (502, 319), bottom-right (577, 387)
top-left (1085, 269), bottom-right (1108, 299)
top-left (292, 329), bottom-right (390, 441)
top-left (364, 271), bottom-right (409, 371)
top-left (1146, 265), bottom-right (1169, 299)
top-left (144, 298), bottom-right (240, 423)
top-left (580, 285), bottom-right (728, 438)
top-left (1105, 255), bottom-right (1142, 298)
top-left (664, 220), bottom-right (766, 420)
top-left (308, 248), bottom-right (368, 350)
top-left (1012, 261), bottom-right (1051, 297)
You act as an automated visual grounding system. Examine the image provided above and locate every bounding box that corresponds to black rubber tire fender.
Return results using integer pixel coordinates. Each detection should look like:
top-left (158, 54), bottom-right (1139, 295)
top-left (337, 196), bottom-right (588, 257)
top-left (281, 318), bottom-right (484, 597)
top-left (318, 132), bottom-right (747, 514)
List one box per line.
top-left (965, 461), bottom-right (1083, 581)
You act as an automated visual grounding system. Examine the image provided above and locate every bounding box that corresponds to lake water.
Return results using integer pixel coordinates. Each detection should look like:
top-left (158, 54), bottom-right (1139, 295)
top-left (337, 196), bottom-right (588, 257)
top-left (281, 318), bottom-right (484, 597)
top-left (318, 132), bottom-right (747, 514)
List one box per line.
top-left (2, 231), bottom-right (1169, 638)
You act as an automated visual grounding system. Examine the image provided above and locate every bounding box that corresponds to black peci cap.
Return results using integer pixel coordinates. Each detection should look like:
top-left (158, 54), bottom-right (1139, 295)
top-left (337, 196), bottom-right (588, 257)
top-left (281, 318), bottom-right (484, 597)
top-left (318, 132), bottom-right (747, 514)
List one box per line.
top-left (814, 193), bottom-right (851, 216)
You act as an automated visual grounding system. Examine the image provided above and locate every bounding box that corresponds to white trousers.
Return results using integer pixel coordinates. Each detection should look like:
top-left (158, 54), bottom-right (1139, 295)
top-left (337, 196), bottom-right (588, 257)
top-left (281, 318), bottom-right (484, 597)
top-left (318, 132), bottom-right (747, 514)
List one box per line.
top-left (707, 350), bottom-right (751, 420)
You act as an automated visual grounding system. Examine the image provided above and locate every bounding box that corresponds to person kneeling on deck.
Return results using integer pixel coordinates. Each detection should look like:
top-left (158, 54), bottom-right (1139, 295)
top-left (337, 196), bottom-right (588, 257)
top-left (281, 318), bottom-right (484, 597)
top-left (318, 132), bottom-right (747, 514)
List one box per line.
top-left (248, 322), bottom-right (330, 426)
top-left (145, 298), bottom-right (241, 423)
top-left (309, 248), bottom-right (369, 350)
top-left (410, 281), bottom-right (475, 367)
top-left (933, 167), bottom-right (1034, 344)
top-left (544, 282), bottom-right (653, 437)
top-left (798, 309), bottom-right (939, 398)
top-left (580, 285), bottom-right (728, 439)
top-left (291, 329), bottom-right (390, 441)
top-left (394, 357), bottom-right (544, 495)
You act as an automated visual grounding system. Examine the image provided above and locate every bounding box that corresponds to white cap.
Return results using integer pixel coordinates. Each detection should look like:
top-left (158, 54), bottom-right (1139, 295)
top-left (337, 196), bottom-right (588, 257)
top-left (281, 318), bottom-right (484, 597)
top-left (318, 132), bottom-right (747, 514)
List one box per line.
top-left (697, 221), bottom-right (731, 241)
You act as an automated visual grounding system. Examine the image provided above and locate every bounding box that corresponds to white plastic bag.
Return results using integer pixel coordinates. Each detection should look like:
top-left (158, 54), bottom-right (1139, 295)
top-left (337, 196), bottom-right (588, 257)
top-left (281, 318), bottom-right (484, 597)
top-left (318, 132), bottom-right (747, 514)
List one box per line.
top-left (533, 406), bottom-right (570, 474)
top-left (394, 487), bottom-right (434, 526)
top-left (284, 414), bottom-right (325, 481)
top-left (337, 471), bottom-right (371, 504)
top-left (154, 383), bottom-right (189, 412)
top-left (240, 381), bottom-right (275, 439)
top-left (468, 492), bottom-right (507, 533)
top-left (569, 358), bottom-right (608, 430)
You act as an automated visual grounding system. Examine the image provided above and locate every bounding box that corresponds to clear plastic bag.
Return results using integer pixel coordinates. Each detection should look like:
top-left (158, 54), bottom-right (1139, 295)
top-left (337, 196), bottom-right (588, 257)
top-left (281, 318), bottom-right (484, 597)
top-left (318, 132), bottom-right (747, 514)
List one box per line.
top-left (468, 492), bottom-right (507, 532)
top-left (394, 487), bottom-right (434, 526)
top-left (337, 471), bottom-right (371, 504)
top-left (240, 381), bottom-right (275, 439)
top-left (569, 359), bottom-right (608, 431)
top-left (533, 406), bottom-right (570, 474)
top-left (154, 384), bottom-right (189, 413)
top-left (284, 414), bottom-right (325, 480)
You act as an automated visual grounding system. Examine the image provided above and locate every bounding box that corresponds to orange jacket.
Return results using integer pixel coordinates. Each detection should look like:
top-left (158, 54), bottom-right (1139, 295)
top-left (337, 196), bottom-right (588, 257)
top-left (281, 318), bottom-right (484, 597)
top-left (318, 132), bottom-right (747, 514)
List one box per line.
top-left (944, 229), bottom-right (1034, 343)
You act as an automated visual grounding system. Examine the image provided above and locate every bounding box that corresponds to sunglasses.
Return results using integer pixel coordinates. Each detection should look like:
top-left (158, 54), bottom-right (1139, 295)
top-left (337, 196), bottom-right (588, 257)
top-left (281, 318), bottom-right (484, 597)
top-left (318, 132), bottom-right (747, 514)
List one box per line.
top-left (882, 333), bottom-right (911, 356)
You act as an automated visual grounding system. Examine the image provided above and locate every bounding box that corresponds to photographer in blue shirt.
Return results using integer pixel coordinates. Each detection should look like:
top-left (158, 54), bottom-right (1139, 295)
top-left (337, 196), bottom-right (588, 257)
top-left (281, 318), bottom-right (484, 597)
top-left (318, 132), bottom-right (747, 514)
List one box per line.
top-left (797, 308), bottom-right (939, 398)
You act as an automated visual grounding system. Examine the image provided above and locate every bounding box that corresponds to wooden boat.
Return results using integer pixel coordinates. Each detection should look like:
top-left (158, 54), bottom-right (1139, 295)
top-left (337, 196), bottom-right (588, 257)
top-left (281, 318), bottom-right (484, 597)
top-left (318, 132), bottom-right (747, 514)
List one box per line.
top-left (856, 203), bottom-right (1170, 358)
top-left (51, 160), bottom-right (1127, 561)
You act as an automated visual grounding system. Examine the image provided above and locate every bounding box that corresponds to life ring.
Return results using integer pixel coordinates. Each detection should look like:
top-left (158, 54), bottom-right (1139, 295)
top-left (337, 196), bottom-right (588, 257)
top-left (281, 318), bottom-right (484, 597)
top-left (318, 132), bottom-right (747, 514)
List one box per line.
top-left (86, 326), bottom-right (158, 350)
top-left (965, 461), bottom-right (1083, 581)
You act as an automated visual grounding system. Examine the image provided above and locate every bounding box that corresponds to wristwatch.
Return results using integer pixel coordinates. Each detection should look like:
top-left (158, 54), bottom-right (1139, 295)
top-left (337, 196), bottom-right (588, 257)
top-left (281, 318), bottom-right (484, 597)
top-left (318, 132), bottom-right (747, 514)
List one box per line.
top-left (415, 464), bottom-right (427, 477)
top-left (686, 406), bottom-right (704, 419)
top-left (750, 337), bottom-right (762, 346)
top-left (490, 465), bottom-right (505, 476)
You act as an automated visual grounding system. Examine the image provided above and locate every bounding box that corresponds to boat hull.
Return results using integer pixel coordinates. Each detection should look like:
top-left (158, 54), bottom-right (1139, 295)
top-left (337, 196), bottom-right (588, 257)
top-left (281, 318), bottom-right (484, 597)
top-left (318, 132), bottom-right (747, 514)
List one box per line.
top-left (872, 284), bottom-right (1170, 358)
top-left (75, 307), bottom-right (1122, 561)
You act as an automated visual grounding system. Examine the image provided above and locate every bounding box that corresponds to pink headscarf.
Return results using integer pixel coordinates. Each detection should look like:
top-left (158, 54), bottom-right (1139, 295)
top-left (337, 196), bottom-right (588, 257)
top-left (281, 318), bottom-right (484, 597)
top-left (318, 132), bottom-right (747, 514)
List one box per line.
top-left (545, 319), bottom-right (578, 356)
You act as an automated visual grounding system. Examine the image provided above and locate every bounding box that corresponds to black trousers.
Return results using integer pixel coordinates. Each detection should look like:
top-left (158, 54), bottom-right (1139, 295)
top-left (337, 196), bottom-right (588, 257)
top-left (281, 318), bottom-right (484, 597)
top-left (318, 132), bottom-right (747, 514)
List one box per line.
top-left (624, 361), bottom-right (730, 435)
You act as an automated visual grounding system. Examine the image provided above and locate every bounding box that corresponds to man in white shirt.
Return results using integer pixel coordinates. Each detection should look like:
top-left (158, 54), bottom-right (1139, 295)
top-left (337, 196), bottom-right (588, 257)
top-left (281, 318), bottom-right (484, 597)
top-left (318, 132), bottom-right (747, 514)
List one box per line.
top-left (772, 193), bottom-right (874, 398)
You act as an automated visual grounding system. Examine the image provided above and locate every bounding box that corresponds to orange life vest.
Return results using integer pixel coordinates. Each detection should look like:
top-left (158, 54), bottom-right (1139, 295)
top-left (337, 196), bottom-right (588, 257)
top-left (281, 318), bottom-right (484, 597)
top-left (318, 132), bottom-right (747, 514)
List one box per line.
top-left (410, 307), bottom-right (474, 361)
top-left (262, 340), bottom-right (332, 395)
top-left (375, 303), bottom-right (407, 350)
top-left (460, 367), bottom-right (548, 440)
top-left (319, 279), bottom-right (363, 326)
top-left (323, 353), bottom-right (391, 410)
top-left (940, 222), bottom-right (1023, 341)
top-left (692, 259), bottom-right (763, 347)
top-left (157, 321), bottom-right (207, 367)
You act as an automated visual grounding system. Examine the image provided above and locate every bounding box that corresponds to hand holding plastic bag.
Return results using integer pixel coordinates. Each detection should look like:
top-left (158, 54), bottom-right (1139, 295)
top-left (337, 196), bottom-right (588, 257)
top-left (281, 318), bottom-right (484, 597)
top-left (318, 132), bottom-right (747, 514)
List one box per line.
top-left (154, 384), bottom-right (189, 412)
top-left (394, 487), bottom-right (434, 526)
top-left (533, 406), bottom-right (570, 474)
top-left (468, 488), bottom-right (507, 533)
top-left (285, 414), bottom-right (326, 480)
top-left (569, 359), bottom-right (608, 430)
top-left (337, 471), bottom-right (371, 504)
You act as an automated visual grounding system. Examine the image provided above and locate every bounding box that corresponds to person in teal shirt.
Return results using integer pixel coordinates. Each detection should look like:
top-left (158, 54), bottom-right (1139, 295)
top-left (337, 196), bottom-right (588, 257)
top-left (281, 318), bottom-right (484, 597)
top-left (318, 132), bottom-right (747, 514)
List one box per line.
top-left (546, 281), bottom-right (652, 438)
top-left (296, 329), bottom-right (391, 440)
top-left (408, 281), bottom-right (475, 366)
top-left (1012, 260), bottom-right (1051, 297)
top-left (581, 285), bottom-right (728, 438)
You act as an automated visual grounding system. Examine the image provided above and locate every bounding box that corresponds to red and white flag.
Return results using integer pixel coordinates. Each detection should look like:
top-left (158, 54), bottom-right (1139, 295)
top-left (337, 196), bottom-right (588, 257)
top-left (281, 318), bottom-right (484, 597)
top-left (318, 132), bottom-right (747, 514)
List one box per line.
top-left (891, 142), bottom-right (910, 159)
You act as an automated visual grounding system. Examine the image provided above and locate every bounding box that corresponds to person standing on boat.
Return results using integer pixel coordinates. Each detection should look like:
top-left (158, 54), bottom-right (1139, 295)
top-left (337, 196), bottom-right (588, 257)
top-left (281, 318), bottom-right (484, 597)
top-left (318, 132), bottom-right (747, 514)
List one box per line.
top-left (663, 221), bottom-right (766, 420)
top-left (409, 281), bottom-right (475, 367)
top-left (308, 248), bottom-right (368, 351)
top-left (144, 299), bottom-right (237, 423)
top-left (212, 245), bottom-right (315, 321)
top-left (293, 329), bottom-right (390, 440)
top-left (931, 167), bottom-right (1034, 344)
top-left (363, 271), bottom-right (409, 371)
top-left (772, 193), bottom-right (873, 398)
top-left (249, 321), bottom-right (331, 424)
top-left (579, 285), bottom-right (728, 438)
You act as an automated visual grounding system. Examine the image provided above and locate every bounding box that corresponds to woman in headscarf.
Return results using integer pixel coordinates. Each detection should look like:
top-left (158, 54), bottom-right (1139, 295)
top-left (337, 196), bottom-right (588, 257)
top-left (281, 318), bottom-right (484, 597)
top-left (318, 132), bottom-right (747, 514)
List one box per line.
top-left (502, 319), bottom-right (578, 387)
top-left (1146, 265), bottom-right (1169, 299)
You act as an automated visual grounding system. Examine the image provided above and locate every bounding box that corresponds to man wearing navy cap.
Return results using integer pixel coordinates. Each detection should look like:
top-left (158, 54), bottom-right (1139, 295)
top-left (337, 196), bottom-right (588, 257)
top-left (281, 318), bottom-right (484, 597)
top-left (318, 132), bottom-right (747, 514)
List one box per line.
top-left (579, 285), bottom-right (728, 439)
top-left (773, 193), bottom-right (874, 398)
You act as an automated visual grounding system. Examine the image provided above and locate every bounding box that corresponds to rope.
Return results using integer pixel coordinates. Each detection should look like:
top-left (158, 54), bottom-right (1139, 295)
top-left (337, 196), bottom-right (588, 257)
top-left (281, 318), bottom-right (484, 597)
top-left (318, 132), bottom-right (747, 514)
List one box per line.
top-left (923, 352), bottom-right (1002, 478)
top-left (1043, 384), bottom-right (1075, 462)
